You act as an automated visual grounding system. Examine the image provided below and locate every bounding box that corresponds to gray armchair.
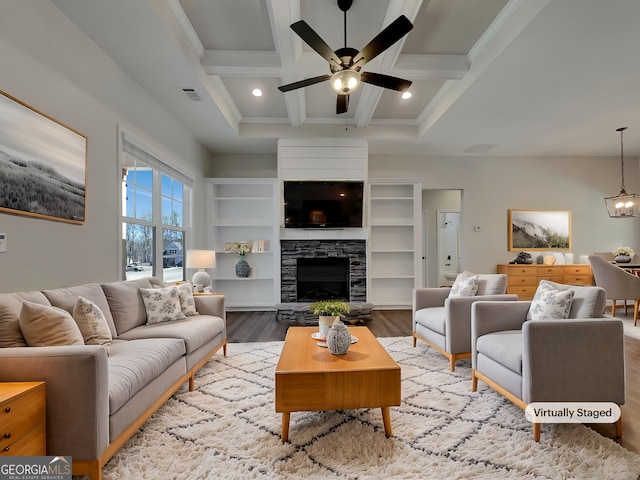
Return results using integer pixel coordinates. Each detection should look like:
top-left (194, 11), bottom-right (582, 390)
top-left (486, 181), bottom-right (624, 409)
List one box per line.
top-left (412, 274), bottom-right (517, 371)
top-left (589, 254), bottom-right (640, 324)
top-left (471, 281), bottom-right (625, 441)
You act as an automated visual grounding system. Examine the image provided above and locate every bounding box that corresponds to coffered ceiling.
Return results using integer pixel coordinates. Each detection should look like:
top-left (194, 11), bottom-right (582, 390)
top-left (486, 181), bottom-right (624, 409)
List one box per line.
top-left (52, 0), bottom-right (640, 157)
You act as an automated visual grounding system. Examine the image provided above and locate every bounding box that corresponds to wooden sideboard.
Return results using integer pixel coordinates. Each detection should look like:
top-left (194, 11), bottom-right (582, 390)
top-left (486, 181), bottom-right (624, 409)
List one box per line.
top-left (497, 264), bottom-right (593, 300)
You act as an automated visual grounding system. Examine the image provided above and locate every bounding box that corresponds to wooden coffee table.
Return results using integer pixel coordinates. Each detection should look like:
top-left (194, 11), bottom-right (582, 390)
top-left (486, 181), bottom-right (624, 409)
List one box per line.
top-left (275, 326), bottom-right (401, 442)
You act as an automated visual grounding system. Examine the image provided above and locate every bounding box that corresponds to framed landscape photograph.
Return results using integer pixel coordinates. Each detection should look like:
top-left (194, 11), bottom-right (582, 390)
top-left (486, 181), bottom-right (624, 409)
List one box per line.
top-left (0, 90), bottom-right (87, 224)
top-left (508, 209), bottom-right (571, 251)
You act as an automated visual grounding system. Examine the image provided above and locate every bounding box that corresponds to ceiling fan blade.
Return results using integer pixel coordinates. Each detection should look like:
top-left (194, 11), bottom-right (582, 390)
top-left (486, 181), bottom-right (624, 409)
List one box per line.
top-left (290, 20), bottom-right (343, 67)
top-left (336, 94), bottom-right (349, 114)
top-left (361, 72), bottom-right (412, 92)
top-left (353, 15), bottom-right (413, 67)
top-left (278, 74), bottom-right (331, 93)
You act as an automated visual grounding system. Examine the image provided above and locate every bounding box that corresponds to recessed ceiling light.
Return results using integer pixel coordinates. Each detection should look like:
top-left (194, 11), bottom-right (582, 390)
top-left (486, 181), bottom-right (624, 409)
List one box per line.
top-left (401, 91), bottom-right (412, 100)
top-left (252, 88), bottom-right (263, 97)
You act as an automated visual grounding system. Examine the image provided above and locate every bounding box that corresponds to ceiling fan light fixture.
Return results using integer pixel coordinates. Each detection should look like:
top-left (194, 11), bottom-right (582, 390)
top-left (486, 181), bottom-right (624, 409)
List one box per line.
top-left (604, 127), bottom-right (640, 218)
top-left (330, 69), bottom-right (361, 95)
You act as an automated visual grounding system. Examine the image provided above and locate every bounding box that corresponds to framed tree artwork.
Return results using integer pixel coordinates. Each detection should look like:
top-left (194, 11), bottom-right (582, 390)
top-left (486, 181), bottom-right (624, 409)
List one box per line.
top-left (508, 209), bottom-right (571, 251)
top-left (0, 90), bottom-right (87, 224)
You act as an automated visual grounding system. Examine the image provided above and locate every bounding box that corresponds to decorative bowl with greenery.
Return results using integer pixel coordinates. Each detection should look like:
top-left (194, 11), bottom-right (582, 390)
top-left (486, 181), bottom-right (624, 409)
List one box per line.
top-left (613, 246), bottom-right (634, 257)
top-left (310, 299), bottom-right (350, 317)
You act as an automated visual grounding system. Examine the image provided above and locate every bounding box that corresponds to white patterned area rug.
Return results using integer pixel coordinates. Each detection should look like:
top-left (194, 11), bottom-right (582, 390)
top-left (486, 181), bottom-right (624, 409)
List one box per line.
top-left (100, 338), bottom-right (640, 480)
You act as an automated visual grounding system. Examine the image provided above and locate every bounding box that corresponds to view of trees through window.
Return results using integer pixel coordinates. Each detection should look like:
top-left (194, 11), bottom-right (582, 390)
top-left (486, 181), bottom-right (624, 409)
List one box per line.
top-left (121, 139), bottom-right (190, 283)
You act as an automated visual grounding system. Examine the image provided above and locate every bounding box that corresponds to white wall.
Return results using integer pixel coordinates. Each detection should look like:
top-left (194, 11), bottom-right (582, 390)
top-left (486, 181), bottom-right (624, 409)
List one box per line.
top-left (0, 1), bottom-right (209, 292)
top-left (370, 154), bottom-right (640, 274)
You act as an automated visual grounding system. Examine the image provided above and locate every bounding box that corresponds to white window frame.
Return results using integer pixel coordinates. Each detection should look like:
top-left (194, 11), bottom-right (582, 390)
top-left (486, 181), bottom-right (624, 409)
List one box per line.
top-left (117, 126), bottom-right (195, 281)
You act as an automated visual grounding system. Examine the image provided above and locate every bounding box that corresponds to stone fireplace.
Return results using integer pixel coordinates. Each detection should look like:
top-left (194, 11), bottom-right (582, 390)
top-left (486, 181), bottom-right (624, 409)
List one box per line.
top-left (280, 240), bottom-right (366, 302)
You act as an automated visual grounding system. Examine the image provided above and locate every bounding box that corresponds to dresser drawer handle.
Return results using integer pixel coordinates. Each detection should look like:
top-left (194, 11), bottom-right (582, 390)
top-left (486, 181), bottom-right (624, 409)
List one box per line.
top-left (3, 433), bottom-right (10, 439)
top-left (2, 447), bottom-right (8, 452)
top-left (4, 408), bottom-right (9, 413)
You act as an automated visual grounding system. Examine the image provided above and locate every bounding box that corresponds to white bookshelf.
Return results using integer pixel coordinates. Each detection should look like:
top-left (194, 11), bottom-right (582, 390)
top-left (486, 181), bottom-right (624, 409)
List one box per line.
top-left (367, 181), bottom-right (422, 307)
top-left (205, 178), bottom-right (279, 309)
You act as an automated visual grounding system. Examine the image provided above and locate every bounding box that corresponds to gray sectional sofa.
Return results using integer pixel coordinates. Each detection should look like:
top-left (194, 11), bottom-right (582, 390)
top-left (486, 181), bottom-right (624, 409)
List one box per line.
top-left (0, 277), bottom-right (227, 480)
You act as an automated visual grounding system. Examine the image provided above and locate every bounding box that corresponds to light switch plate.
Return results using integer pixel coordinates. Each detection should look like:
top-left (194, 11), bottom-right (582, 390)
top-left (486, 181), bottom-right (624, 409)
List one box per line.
top-left (0, 233), bottom-right (6, 252)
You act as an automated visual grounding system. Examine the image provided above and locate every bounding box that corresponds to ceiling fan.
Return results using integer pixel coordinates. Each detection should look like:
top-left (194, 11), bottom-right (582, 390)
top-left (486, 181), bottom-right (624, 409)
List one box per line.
top-left (278, 0), bottom-right (413, 114)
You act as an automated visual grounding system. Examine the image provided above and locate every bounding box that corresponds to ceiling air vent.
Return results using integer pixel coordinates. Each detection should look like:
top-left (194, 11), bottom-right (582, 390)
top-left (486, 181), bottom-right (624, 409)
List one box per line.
top-left (181, 88), bottom-right (202, 101)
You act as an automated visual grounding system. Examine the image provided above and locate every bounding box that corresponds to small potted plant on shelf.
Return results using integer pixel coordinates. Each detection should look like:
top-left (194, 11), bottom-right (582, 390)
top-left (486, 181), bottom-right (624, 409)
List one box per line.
top-left (310, 299), bottom-right (350, 338)
top-left (613, 246), bottom-right (634, 263)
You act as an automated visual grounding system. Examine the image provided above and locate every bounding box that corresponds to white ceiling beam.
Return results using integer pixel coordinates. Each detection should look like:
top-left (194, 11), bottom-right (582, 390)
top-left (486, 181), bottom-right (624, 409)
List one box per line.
top-left (394, 54), bottom-right (468, 79)
top-left (417, 0), bottom-right (550, 137)
top-left (202, 50), bottom-right (465, 79)
top-left (267, 0), bottom-right (305, 127)
top-left (354, 0), bottom-right (424, 128)
top-left (161, 0), bottom-right (241, 133)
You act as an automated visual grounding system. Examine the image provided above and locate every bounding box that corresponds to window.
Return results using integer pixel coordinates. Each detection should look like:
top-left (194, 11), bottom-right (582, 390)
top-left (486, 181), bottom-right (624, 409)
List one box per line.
top-left (120, 133), bottom-right (193, 282)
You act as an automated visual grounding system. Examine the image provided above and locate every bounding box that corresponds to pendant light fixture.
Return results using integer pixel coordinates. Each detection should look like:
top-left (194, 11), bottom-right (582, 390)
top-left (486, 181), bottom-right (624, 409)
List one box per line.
top-left (604, 127), bottom-right (640, 217)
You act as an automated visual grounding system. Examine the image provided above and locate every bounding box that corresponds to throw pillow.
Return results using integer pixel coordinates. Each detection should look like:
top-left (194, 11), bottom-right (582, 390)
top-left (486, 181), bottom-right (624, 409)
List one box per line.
top-left (72, 296), bottom-right (113, 348)
top-left (175, 283), bottom-right (198, 317)
top-left (526, 281), bottom-right (575, 321)
top-left (449, 271), bottom-right (480, 298)
top-left (19, 301), bottom-right (84, 347)
top-left (140, 286), bottom-right (186, 325)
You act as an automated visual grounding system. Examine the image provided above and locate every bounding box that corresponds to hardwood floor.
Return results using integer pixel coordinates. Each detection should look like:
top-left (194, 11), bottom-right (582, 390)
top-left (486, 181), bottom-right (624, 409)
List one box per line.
top-left (226, 309), bottom-right (413, 343)
top-left (226, 309), bottom-right (640, 455)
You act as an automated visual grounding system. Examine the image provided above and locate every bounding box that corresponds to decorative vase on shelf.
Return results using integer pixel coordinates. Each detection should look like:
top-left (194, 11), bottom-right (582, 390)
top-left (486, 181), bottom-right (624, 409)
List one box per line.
top-left (235, 254), bottom-right (251, 277)
top-left (326, 320), bottom-right (351, 355)
top-left (615, 255), bottom-right (632, 263)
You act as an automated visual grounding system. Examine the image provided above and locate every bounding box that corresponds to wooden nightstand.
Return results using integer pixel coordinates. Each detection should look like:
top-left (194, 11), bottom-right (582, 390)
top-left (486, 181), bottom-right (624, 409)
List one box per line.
top-left (0, 382), bottom-right (46, 456)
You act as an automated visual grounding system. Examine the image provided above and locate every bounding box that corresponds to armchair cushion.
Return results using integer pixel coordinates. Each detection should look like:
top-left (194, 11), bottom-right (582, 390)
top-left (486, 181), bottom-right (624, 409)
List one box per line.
top-left (526, 281), bottom-right (574, 321)
top-left (476, 330), bottom-right (523, 374)
top-left (414, 307), bottom-right (445, 335)
top-left (449, 271), bottom-right (479, 298)
top-left (533, 280), bottom-right (606, 318)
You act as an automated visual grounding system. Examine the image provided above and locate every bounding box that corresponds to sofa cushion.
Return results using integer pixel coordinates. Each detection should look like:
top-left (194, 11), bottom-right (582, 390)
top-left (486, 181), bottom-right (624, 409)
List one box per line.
top-left (117, 315), bottom-right (225, 354)
top-left (107, 338), bottom-right (185, 413)
top-left (43, 283), bottom-right (117, 338)
top-left (101, 281), bottom-right (148, 335)
top-left (526, 281), bottom-right (574, 321)
top-left (414, 307), bottom-right (446, 335)
top-left (176, 283), bottom-right (198, 317)
top-left (19, 302), bottom-right (85, 347)
top-left (0, 291), bottom-right (50, 347)
top-left (476, 330), bottom-right (523, 374)
top-left (449, 271), bottom-right (479, 298)
top-left (72, 296), bottom-right (113, 350)
top-left (140, 286), bottom-right (186, 324)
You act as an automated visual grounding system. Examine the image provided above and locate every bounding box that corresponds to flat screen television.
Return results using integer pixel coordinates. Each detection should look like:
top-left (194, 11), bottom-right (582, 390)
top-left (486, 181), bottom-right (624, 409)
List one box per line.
top-left (284, 181), bottom-right (364, 228)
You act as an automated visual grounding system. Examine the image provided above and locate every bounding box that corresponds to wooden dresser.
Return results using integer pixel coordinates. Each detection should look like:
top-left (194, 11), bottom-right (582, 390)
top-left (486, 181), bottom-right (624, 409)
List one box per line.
top-left (497, 264), bottom-right (593, 300)
top-left (0, 382), bottom-right (46, 456)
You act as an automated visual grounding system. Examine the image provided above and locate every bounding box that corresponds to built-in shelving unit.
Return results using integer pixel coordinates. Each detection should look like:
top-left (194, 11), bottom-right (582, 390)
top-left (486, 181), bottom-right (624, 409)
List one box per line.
top-left (367, 181), bottom-right (422, 307)
top-left (205, 178), bottom-right (279, 309)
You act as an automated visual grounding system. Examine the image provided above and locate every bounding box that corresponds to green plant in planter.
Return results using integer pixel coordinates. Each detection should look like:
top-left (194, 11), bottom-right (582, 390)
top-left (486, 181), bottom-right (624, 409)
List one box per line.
top-left (310, 299), bottom-right (350, 317)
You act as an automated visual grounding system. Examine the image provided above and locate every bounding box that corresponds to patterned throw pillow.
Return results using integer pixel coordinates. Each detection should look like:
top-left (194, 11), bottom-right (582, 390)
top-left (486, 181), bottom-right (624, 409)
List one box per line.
top-left (19, 301), bottom-right (85, 346)
top-left (73, 296), bottom-right (113, 348)
top-left (175, 283), bottom-right (198, 317)
top-left (449, 271), bottom-right (480, 298)
top-left (526, 280), bottom-right (575, 321)
top-left (140, 286), bottom-right (186, 325)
